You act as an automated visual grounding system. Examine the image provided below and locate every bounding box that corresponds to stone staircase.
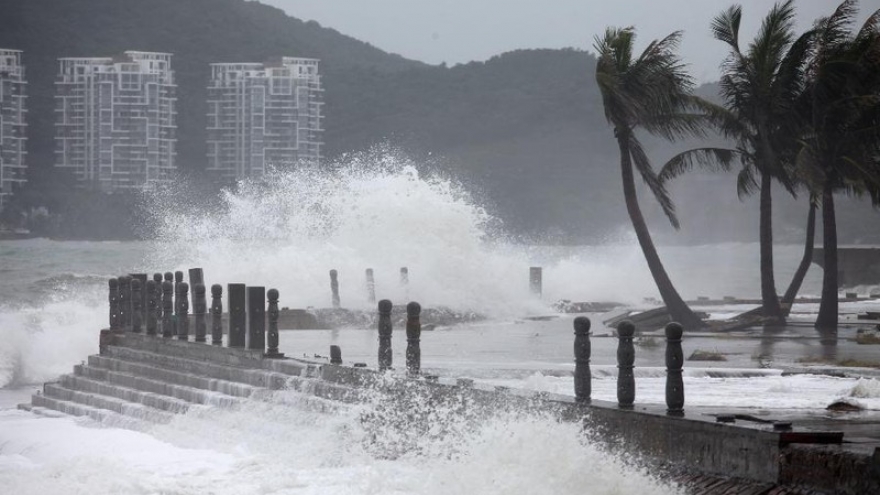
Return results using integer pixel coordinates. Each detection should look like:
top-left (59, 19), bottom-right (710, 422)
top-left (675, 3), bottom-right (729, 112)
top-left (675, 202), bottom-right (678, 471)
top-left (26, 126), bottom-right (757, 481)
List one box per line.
top-left (19, 332), bottom-right (366, 428)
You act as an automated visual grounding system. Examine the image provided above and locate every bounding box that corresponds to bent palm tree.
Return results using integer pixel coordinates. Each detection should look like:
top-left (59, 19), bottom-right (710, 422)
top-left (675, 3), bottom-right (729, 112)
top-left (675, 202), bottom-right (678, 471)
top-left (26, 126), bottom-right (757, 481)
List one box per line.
top-left (799, 0), bottom-right (880, 330)
top-left (594, 27), bottom-right (704, 330)
top-left (659, 1), bottom-right (813, 324)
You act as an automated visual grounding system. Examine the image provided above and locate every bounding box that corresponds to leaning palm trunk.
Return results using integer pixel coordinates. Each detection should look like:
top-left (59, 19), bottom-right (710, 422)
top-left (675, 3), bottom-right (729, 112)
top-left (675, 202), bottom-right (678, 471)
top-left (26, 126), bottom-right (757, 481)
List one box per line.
top-left (816, 184), bottom-right (838, 329)
top-left (758, 174), bottom-right (785, 323)
top-left (781, 202), bottom-right (816, 315)
top-left (618, 136), bottom-right (704, 330)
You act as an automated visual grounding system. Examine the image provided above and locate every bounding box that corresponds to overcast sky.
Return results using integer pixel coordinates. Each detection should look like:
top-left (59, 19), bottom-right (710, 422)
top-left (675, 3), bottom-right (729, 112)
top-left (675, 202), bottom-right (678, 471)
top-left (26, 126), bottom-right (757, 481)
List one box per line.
top-left (263, 0), bottom-right (876, 82)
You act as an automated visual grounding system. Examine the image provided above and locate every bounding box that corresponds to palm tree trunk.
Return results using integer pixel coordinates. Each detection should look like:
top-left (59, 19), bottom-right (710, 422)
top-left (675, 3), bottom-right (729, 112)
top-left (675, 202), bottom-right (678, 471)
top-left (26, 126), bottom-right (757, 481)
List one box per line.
top-left (759, 172), bottom-right (784, 323)
top-left (816, 184), bottom-right (838, 330)
top-left (617, 135), bottom-right (704, 330)
top-left (781, 202), bottom-right (816, 316)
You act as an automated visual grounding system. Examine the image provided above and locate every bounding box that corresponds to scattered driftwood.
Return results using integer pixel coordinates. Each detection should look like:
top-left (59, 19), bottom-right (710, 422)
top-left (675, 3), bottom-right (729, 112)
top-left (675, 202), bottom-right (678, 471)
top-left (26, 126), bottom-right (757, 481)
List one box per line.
top-left (552, 300), bottom-right (623, 313)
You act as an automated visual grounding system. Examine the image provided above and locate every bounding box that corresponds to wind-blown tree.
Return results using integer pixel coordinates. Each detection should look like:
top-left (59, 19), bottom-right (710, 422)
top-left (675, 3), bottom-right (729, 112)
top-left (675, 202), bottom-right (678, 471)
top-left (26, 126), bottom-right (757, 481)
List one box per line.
top-left (798, 0), bottom-right (880, 330)
top-left (594, 27), bottom-right (704, 330)
top-left (659, 1), bottom-right (813, 324)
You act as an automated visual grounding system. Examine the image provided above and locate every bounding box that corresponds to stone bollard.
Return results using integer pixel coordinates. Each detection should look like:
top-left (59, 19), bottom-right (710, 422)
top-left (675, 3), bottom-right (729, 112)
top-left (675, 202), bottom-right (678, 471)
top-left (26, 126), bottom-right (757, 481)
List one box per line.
top-left (109, 278), bottom-right (119, 332)
top-left (530, 267), bottom-right (542, 297)
top-left (188, 268), bottom-right (204, 307)
top-left (119, 276), bottom-right (131, 329)
top-left (329, 269), bottom-right (340, 309)
top-left (616, 320), bottom-right (636, 409)
top-left (211, 284), bottom-right (223, 346)
top-left (265, 288), bottom-right (284, 358)
top-left (130, 279), bottom-right (143, 333)
top-left (330, 345), bottom-right (342, 365)
top-left (574, 316), bottom-right (591, 403)
top-left (193, 283), bottom-right (207, 343)
top-left (365, 268), bottom-right (376, 304)
top-left (177, 282), bottom-right (189, 340)
top-left (247, 287), bottom-right (266, 351)
top-left (378, 299), bottom-right (393, 371)
top-left (665, 322), bottom-right (685, 416)
top-left (227, 284), bottom-right (246, 348)
top-left (163, 271), bottom-right (174, 284)
top-left (146, 280), bottom-right (158, 336)
top-left (406, 301), bottom-right (422, 376)
top-left (162, 280), bottom-right (174, 338)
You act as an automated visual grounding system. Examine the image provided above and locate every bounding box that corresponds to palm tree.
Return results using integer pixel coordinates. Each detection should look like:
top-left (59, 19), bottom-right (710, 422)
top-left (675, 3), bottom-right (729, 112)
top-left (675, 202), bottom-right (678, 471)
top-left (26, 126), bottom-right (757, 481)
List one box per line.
top-left (594, 27), bottom-right (704, 330)
top-left (798, 0), bottom-right (880, 330)
top-left (659, 1), bottom-right (813, 324)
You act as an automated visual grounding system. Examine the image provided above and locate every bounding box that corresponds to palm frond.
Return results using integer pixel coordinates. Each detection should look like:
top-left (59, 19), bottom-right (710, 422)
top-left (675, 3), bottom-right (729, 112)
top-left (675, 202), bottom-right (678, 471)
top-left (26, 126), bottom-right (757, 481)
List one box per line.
top-left (711, 5), bottom-right (743, 52)
top-left (736, 165), bottom-right (760, 199)
top-left (659, 148), bottom-right (741, 182)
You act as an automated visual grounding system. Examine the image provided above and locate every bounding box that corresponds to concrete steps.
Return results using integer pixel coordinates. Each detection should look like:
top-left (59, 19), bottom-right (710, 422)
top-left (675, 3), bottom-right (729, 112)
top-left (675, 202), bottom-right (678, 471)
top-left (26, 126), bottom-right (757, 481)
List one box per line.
top-left (19, 333), bottom-right (364, 427)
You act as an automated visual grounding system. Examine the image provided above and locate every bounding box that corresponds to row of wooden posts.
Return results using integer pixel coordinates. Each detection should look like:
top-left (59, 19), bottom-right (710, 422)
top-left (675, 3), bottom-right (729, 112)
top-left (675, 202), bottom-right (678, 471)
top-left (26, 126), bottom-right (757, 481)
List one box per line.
top-left (574, 316), bottom-right (685, 415)
top-left (107, 269), bottom-right (283, 358)
top-left (107, 268), bottom-right (684, 413)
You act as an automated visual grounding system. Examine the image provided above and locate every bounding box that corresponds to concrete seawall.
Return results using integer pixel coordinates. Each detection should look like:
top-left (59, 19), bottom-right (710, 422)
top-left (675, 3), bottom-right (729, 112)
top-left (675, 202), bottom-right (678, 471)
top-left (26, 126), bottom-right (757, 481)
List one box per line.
top-left (21, 331), bottom-right (880, 495)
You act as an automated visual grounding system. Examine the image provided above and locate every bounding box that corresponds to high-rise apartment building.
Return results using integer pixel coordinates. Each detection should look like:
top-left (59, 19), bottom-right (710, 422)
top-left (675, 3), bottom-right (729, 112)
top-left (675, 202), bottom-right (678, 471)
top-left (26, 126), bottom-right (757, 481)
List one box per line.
top-left (207, 57), bottom-right (323, 182)
top-left (55, 51), bottom-right (176, 191)
top-left (0, 49), bottom-right (27, 210)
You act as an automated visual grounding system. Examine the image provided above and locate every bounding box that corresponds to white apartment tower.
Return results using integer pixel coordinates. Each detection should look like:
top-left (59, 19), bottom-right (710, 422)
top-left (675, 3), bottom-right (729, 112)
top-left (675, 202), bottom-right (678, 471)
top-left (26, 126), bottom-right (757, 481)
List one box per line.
top-left (0, 49), bottom-right (27, 210)
top-left (207, 57), bottom-right (323, 181)
top-left (55, 51), bottom-right (177, 191)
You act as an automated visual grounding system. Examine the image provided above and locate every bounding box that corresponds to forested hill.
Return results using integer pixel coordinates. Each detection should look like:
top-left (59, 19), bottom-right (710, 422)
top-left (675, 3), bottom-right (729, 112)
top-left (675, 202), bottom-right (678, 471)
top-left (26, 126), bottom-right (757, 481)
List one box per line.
top-left (2, 0), bottom-right (878, 242)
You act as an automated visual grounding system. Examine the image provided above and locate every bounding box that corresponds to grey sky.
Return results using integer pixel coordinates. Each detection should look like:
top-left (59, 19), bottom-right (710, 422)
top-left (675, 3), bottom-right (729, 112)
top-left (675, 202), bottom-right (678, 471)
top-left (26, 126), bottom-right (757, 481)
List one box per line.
top-left (262, 0), bottom-right (876, 82)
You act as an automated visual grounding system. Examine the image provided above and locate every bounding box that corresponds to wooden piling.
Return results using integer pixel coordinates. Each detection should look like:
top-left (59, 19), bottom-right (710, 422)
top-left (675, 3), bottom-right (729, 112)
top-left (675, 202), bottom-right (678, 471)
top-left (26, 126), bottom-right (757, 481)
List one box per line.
top-left (574, 316), bottom-right (591, 403)
top-left (616, 320), bottom-right (636, 409)
top-left (665, 322), bottom-right (685, 416)
top-left (161, 280), bottom-right (174, 338)
top-left (211, 284), bottom-right (223, 346)
top-left (193, 283), bottom-right (207, 343)
top-left (406, 301), bottom-right (421, 376)
top-left (365, 268), bottom-right (376, 304)
top-left (177, 282), bottom-right (189, 341)
top-left (247, 286), bottom-right (266, 351)
top-left (108, 278), bottom-right (119, 332)
top-left (330, 345), bottom-right (342, 365)
top-left (378, 299), bottom-right (393, 371)
top-left (227, 284), bottom-right (246, 348)
top-left (330, 269), bottom-right (340, 309)
top-left (131, 279), bottom-right (143, 333)
top-left (146, 280), bottom-right (158, 336)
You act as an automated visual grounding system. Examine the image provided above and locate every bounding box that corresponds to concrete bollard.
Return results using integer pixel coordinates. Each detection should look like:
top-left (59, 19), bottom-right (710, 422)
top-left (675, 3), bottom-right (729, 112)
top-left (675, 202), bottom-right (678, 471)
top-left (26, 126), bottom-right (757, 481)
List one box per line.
top-left (161, 280), bottom-right (174, 338)
top-left (247, 286), bottom-right (266, 351)
top-left (119, 276), bottom-right (131, 329)
top-left (378, 299), bottom-right (393, 371)
top-left (109, 278), bottom-right (119, 332)
top-left (529, 267), bottom-right (542, 297)
top-left (365, 268), bottom-right (376, 304)
top-left (616, 320), bottom-right (636, 409)
top-left (174, 271), bottom-right (183, 321)
top-left (193, 283), bottom-right (207, 343)
top-left (130, 279), bottom-right (143, 333)
top-left (574, 316), bottom-right (591, 403)
top-left (211, 284), bottom-right (223, 346)
top-left (329, 269), bottom-right (340, 309)
top-left (146, 280), bottom-right (158, 336)
top-left (227, 284), bottom-right (246, 348)
top-left (266, 289), bottom-right (284, 358)
top-left (330, 345), bottom-right (342, 365)
top-left (132, 274), bottom-right (148, 325)
top-left (665, 322), bottom-right (685, 416)
top-left (163, 271), bottom-right (174, 284)
top-left (177, 282), bottom-right (189, 341)
top-left (188, 267), bottom-right (204, 306)
top-left (406, 301), bottom-right (421, 376)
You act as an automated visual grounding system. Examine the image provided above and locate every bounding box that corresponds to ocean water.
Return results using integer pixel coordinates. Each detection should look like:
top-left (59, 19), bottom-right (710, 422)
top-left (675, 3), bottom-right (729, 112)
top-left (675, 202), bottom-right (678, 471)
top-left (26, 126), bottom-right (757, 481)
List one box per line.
top-left (1, 154), bottom-right (879, 494)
